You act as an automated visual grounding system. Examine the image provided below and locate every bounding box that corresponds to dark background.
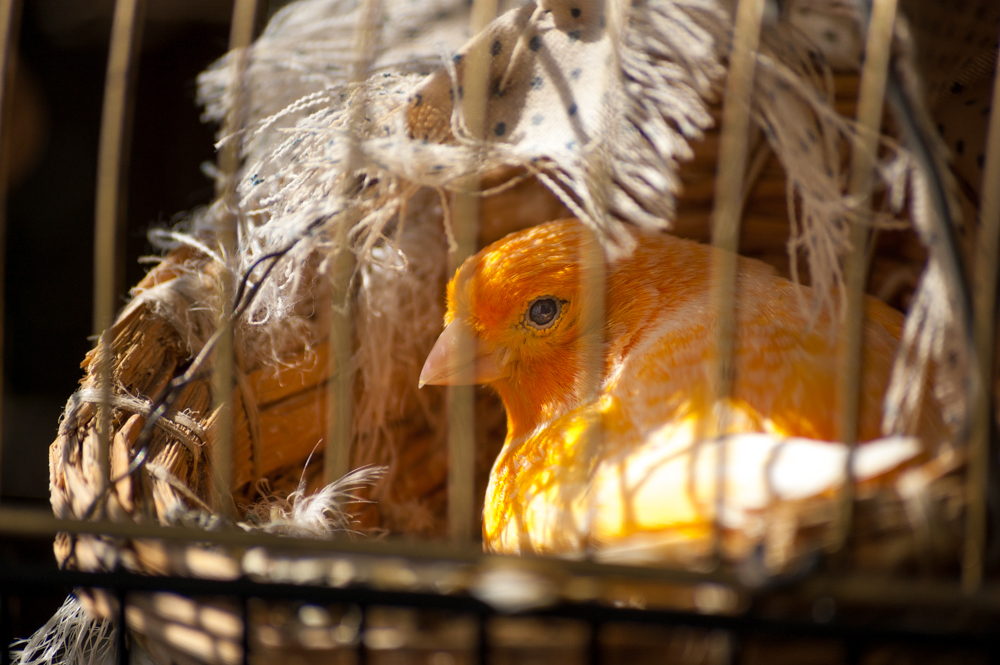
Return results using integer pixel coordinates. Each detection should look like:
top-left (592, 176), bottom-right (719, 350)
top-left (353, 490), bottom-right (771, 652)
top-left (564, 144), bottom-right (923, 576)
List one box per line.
top-left (0, 0), bottom-right (305, 641)
top-left (0, 0), bottom-right (285, 504)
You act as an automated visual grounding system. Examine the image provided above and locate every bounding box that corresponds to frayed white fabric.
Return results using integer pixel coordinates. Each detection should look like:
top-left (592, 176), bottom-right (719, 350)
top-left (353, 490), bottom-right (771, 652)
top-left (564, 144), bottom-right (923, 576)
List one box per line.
top-left (12, 596), bottom-right (115, 665)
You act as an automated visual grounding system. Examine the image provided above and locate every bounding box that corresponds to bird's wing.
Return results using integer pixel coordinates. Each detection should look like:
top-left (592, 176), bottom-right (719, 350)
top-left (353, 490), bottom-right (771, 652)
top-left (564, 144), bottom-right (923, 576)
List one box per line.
top-left (611, 278), bottom-right (912, 443)
top-left (484, 390), bottom-right (921, 564)
top-left (586, 432), bottom-right (922, 570)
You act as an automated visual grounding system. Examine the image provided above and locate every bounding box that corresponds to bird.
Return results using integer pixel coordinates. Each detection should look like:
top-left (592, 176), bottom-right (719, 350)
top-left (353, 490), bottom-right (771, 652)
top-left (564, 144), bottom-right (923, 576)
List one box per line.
top-left (420, 219), bottom-right (947, 566)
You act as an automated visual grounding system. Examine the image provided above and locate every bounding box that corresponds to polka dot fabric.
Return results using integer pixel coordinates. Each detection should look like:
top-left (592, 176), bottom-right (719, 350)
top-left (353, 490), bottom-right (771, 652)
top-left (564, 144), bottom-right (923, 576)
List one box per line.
top-left (405, 1), bottom-right (616, 158)
top-left (935, 71), bottom-right (996, 201)
top-left (902, 0), bottom-right (1000, 106)
top-left (403, 0), bottom-right (730, 253)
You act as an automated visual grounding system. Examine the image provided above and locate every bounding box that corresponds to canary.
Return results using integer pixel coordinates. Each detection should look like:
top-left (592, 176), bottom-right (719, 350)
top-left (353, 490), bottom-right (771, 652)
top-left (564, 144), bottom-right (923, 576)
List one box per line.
top-left (420, 219), bottom-right (945, 564)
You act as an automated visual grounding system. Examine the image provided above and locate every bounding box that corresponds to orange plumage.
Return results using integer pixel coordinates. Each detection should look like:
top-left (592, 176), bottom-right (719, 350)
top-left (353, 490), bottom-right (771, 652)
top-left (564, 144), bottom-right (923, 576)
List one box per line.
top-left (421, 219), bottom-right (945, 564)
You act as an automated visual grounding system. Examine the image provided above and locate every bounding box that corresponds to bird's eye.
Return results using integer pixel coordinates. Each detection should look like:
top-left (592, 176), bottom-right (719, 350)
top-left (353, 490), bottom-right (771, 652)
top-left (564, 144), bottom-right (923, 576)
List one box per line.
top-left (525, 297), bottom-right (561, 330)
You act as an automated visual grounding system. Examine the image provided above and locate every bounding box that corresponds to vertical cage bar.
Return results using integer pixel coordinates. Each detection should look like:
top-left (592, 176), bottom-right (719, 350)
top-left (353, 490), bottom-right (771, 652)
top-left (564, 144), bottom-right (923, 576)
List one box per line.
top-left (575, 0), bottom-right (630, 536)
top-left (94, 0), bottom-right (145, 498)
top-left (0, 0), bottom-right (21, 499)
top-left (217, 0), bottom-right (265, 187)
top-left (708, 0), bottom-right (766, 562)
top-left (576, 226), bottom-right (605, 511)
top-left (446, 0), bottom-right (497, 544)
top-left (0, 590), bottom-right (10, 665)
top-left (241, 596), bottom-right (250, 665)
top-left (844, 639), bottom-right (863, 665)
top-left (477, 613), bottom-right (489, 665)
top-left (730, 632), bottom-right (743, 665)
top-left (324, 0), bottom-right (382, 486)
top-left (210, 288), bottom-right (235, 514)
top-left (226, 0), bottom-right (262, 86)
top-left (324, 230), bottom-right (355, 486)
top-left (210, 269), bottom-right (235, 513)
top-left (965, 37), bottom-right (1000, 594)
top-left (833, 0), bottom-right (898, 553)
top-left (116, 591), bottom-right (128, 665)
top-left (588, 621), bottom-right (601, 665)
top-left (356, 605), bottom-right (368, 665)
top-left (211, 0), bottom-right (264, 516)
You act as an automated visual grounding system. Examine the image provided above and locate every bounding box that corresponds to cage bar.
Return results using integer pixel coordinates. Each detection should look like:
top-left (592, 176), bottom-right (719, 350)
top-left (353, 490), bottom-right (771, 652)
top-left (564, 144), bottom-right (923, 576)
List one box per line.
top-left (356, 604), bottom-right (368, 664)
top-left (211, 0), bottom-right (265, 516)
top-left (446, 0), bottom-right (498, 544)
top-left (573, 0), bottom-right (630, 533)
top-left (325, 0), bottom-right (382, 486)
top-left (116, 590), bottom-right (128, 665)
top-left (708, 0), bottom-right (766, 563)
top-left (477, 612), bottom-right (489, 665)
top-left (833, 0), bottom-right (899, 554)
top-left (325, 213), bottom-right (356, 486)
top-left (588, 621), bottom-right (601, 665)
top-left (965, 28), bottom-right (1000, 595)
top-left (0, 591), bottom-right (9, 665)
top-left (240, 596), bottom-right (250, 665)
top-left (0, 0), bottom-right (20, 498)
top-left (94, 0), bottom-right (145, 499)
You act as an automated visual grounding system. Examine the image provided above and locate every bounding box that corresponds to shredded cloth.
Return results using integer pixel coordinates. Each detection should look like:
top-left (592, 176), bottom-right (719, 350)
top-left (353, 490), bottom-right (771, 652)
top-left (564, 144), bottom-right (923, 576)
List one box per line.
top-left (12, 596), bottom-right (115, 665)
top-left (189, 0), bottom-right (970, 465)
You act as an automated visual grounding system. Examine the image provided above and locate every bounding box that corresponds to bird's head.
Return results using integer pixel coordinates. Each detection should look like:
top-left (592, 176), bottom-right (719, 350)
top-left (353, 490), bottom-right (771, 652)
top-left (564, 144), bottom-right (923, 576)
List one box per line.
top-left (420, 220), bottom-right (597, 432)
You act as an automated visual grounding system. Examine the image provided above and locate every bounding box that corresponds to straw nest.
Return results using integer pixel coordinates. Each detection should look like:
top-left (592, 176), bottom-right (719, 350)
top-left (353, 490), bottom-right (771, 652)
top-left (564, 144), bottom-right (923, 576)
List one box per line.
top-left (31, 0), bottom-right (1000, 662)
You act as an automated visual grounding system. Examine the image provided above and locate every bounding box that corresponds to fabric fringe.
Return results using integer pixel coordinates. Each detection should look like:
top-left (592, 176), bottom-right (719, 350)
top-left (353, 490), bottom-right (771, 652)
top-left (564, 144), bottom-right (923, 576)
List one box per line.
top-left (12, 595), bottom-right (115, 665)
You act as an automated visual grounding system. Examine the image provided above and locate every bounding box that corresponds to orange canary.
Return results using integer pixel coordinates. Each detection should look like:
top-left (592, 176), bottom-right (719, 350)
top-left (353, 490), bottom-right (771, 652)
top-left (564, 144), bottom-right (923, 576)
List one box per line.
top-left (420, 219), bottom-right (944, 565)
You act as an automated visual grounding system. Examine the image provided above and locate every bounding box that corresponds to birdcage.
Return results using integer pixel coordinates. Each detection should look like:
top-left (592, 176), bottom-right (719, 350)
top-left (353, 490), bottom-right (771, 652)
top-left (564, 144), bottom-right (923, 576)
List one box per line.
top-left (1, 0), bottom-right (999, 663)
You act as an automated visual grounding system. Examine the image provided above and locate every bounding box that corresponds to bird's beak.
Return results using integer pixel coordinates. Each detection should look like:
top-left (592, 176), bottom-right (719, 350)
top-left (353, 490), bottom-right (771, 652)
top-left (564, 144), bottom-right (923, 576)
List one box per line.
top-left (419, 320), bottom-right (505, 387)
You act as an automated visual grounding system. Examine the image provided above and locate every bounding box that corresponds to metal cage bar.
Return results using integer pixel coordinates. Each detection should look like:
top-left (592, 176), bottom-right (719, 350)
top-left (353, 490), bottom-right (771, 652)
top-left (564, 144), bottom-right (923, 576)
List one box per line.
top-left (0, 590), bottom-right (10, 665)
top-left (0, 562), bottom-right (997, 656)
top-left (94, 0), bottom-right (145, 504)
top-left (325, 0), bottom-right (381, 486)
top-left (708, 0), bottom-right (766, 563)
top-left (446, 0), bottom-right (499, 545)
top-left (0, 0), bottom-right (20, 498)
top-left (967, 25), bottom-right (1000, 595)
top-left (210, 0), bottom-right (266, 519)
top-left (116, 590), bottom-right (128, 665)
top-left (834, 0), bottom-right (899, 554)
